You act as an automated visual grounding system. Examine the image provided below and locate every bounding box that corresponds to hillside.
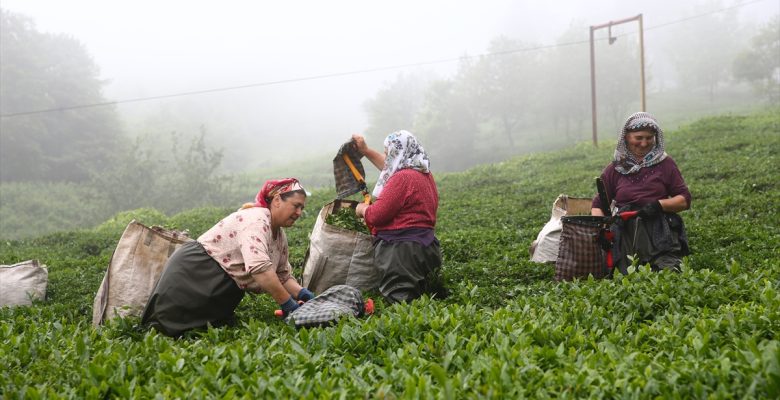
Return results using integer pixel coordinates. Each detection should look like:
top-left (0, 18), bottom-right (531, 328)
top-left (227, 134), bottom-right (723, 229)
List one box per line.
top-left (1, 109), bottom-right (778, 398)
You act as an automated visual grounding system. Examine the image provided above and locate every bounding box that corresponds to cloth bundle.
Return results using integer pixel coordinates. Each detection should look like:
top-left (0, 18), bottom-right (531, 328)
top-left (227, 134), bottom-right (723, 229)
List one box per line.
top-left (286, 284), bottom-right (368, 328)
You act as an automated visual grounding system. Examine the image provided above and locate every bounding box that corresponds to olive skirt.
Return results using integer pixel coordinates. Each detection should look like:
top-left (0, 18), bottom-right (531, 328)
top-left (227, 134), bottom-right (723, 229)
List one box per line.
top-left (141, 241), bottom-right (244, 337)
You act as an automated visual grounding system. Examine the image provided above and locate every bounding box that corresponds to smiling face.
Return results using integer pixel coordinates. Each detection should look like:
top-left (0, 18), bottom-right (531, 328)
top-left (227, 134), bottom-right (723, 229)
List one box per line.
top-left (625, 129), bottom-right (656, 160)
top-left (270, 191), bottom-right (306, 229)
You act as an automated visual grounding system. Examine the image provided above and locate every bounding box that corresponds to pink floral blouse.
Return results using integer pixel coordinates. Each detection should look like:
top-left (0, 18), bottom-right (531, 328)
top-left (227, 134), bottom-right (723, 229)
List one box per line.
top-left (198, 207), bottom-right (292, 293)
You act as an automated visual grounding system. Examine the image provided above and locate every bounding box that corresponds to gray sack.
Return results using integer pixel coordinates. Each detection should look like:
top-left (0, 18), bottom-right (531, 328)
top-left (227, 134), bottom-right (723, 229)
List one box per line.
top-left (301, 200), bottom-right (380, 293)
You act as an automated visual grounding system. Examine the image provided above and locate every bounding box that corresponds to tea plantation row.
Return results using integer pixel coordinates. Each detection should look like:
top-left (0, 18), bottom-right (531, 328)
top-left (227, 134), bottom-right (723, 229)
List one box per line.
top-left (1, 109), bottom-right (778, 398)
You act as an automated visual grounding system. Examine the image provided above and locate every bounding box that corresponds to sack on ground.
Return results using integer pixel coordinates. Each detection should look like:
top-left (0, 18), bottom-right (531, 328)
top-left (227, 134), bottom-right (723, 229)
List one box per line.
top-left (0, 260), bottom-right (48, 307)
top-left (555, 216), bottom-right (608, 281)
top-left (92, 220), bottom-right (192, 326)
top-left (530, 195), bottom-right (593, 263)
top-left (301, 199), bottom-right (380, 294)
top-left (286, 284), bottom-right (367, 328)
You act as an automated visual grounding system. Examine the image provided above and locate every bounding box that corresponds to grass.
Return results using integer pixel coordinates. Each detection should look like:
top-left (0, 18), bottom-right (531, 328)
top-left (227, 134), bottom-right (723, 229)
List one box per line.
top-left (1, 109), bottom-right (778, 398)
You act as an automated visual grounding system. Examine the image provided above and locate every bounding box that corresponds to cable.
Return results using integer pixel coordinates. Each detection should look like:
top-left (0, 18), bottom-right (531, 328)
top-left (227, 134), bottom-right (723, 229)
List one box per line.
top-left (1, 0), bottom-right (772, 119)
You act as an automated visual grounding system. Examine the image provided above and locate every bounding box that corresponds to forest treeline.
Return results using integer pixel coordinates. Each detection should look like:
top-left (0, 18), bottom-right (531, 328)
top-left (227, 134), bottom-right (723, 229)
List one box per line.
top-left (0, 8), bottom-right (778, 238)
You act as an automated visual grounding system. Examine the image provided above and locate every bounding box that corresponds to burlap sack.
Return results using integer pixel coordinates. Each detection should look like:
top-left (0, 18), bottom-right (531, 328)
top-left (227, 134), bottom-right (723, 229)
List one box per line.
top-left (92, 220), bottom-right (192, 325)
top-left (301, 200), bottom-right (380, 293)
top-left (530, 195), bottom-right (594, 263)
top-left (0, 260), bottom-right (48, 307)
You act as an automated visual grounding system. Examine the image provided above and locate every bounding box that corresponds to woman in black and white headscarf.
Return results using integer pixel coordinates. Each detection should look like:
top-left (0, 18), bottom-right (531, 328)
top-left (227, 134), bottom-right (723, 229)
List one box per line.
top-left (591, 112), bottom-right (692, 273)
top-left (351, 131), bottom-right (446, 303)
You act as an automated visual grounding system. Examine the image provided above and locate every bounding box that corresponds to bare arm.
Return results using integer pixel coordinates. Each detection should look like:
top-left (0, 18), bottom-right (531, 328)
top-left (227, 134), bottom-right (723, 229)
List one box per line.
top-left (659, 194), bottom-right (689, 213)
top-left (282, 276), bottom-right (303, 298)
top-left (252, 269), bottom-right (293, 304)
top-left (352, 134), bottom-right (385, 171)
top-left (591, 208), bottom-right (605, 216)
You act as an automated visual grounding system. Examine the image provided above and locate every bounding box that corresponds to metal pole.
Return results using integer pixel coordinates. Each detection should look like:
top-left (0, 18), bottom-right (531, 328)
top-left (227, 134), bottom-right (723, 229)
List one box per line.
top-left (589, 26), bottom-right (598, 146)
top-left (589, 14), bottom-right (647, 144)
top-left (638, 13), bottom-right (646, 111)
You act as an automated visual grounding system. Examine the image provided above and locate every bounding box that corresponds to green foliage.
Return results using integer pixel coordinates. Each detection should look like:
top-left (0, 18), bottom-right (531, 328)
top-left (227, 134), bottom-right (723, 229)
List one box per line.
top-left (0, 9), bottom-right (123, 182)
top-left (733, 15), bottom-right (780, 104)
top-left (325, 208), bottom-right (370, 234)
top-left (1, 110), bottom-right (779, 398)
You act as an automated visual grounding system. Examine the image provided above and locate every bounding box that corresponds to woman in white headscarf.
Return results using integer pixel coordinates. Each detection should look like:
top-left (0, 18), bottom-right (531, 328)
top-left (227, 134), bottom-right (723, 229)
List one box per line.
top-left (352, 131), bottom-right (445, 303)
top-left (591, 112), bottom-right (691, 273)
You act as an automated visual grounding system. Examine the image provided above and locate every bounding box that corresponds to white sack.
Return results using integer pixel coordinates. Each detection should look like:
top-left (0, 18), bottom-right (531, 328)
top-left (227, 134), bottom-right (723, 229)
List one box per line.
top-left (530, 195), bottom-right (594, 263)
top-left (0, 260), bottom-right (48, 307)
top-left (92, 220), bottom-right (192, 326)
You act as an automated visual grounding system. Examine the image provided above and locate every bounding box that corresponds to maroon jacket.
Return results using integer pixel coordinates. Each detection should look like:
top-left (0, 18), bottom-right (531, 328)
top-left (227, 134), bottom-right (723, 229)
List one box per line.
top-left (591, 157), bottom-right (691, 210)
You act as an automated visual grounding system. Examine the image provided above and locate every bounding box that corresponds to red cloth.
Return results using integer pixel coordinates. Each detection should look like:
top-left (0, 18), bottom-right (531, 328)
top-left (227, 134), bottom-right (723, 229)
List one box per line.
top-left (254, 178), bottom-right (302, 208)
top-left (364, 169), bottom-right (438, 234)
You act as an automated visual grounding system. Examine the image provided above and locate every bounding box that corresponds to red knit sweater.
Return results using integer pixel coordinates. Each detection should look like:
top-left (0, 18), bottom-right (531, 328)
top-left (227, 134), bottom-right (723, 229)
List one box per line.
top-left (364, 169), bottom-right (438, 234)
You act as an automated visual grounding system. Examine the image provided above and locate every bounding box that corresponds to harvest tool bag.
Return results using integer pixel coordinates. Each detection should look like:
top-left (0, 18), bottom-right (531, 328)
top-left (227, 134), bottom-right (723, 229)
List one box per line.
top-left (333, 140), bottom-right (367, 199)
top-left (92, 220), bottom-right (192, 325)
top-left (0, 260), bottom-right (48, 307)
top-left (301, 200), bottom-right (380, 294)
top-left (555, 216), bottom-right (608, 281)
top-left (530, 195), bottom-right (593, 263)
top-left (286, 284), bottom-right (370, 328)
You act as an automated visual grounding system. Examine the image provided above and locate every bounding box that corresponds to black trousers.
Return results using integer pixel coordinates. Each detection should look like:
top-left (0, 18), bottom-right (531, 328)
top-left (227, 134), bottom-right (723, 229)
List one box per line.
top-left (141, 241), bottom-right (244, 337)
top-left (373, 240), bottom-right (444, 304)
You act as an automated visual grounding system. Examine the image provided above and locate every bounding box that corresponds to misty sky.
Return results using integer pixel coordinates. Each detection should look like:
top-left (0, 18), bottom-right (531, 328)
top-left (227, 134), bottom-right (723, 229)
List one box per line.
top-left (2, 0), bottom-right (777, 165)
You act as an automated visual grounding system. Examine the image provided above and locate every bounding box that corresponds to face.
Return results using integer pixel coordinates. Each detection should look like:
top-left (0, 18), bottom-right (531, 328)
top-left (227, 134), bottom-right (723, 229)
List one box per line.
top-left (625, 130), bottom-right (656, 160)
top-left (270, 192), bottom-right (306, 228)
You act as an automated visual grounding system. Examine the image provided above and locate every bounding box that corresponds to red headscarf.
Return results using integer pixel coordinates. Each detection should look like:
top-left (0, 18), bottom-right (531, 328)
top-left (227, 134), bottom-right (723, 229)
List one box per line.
top-left (254, 178), bottom-right (305, 208)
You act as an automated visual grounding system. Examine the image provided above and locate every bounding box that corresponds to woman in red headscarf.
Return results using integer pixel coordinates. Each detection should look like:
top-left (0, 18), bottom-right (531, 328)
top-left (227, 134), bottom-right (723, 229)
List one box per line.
top-left (142, 178), bottom-right (314, 337)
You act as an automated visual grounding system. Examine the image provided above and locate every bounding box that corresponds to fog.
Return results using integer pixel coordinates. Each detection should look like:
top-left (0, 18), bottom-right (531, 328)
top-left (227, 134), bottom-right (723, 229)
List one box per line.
top-left (2, 0), bottom-right (778, 172)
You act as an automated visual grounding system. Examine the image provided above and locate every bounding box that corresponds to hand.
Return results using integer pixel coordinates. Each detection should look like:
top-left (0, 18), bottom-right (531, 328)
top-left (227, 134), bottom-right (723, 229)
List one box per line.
top-left (355, 202), bottom-right (369, 218)
top-left (351, 134), bottom-right (368, 155)
top-left (297, 288), bottom-right (315, 302)
top-left (279, 297), bottom-right (299, 317)
top-left (638, 200), bottom-right (663, 219)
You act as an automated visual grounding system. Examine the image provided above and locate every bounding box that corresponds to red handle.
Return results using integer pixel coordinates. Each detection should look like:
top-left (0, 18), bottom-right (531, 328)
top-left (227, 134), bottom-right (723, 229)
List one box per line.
top-left (619, 210), bottom-right (639, 221)
top-left (364, 298), bottom-right (375, 315)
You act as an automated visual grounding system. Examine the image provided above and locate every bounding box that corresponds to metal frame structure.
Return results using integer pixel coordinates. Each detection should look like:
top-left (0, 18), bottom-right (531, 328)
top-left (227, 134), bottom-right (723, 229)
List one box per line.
top-left (589, 14), bottom-right (646, 145)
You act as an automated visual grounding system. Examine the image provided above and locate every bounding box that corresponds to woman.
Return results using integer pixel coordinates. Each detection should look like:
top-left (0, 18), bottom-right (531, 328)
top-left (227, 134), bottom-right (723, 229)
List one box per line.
top-left (141, 178), bottom-right (315, 337)
top-left (352, 130), bottom-right (445, 303)
top-left (591, 112), bottom-right (691, 273)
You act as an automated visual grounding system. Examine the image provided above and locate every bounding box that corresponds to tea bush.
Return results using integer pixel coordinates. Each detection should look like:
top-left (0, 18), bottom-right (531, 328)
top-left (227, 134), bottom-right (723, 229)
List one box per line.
top-left (1, 109), bottom-right (778, 398)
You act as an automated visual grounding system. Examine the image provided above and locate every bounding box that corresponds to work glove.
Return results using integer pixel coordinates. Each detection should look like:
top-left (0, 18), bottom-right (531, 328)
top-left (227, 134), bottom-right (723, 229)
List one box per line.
top-left (638, 200), bottom-right (663, 219)
top-left (279, 297), bottom-right (300, 317)
top-left (297, 287), bottom-right (315, 302)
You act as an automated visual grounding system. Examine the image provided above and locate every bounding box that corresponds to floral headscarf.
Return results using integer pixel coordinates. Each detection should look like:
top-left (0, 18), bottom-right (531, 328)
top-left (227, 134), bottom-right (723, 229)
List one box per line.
top-left (254, 178), bottom-right (305, 208)
top-left (614, 112), bottom-right (667, 175)
top-left (372, 130), bottom-right (430, 197)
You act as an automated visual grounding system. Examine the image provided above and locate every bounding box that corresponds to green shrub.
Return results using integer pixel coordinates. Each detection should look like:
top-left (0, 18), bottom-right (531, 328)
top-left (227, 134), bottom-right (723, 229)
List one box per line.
top-left (1, 109), bottom-right (778, 398)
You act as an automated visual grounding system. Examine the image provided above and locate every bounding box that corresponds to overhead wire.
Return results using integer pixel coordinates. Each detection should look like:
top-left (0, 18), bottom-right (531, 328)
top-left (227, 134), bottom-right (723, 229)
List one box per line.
top-left (0, 0), bottom-right (772, 119)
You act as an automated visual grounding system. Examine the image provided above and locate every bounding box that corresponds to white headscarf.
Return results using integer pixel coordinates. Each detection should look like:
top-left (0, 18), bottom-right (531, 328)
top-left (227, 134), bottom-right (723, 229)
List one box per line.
top-left (372, 130), bottom-right (430, 197)
top-left (614, 112), bottom-right (668, 175)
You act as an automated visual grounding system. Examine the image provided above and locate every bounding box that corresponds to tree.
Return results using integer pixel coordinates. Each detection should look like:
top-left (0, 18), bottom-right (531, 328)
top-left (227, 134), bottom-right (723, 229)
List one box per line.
top-left (414, 76), bottom-right (480, 171)
top-left (468, 36), bottom-right (545, 150)
top-left (0, 9), bottom-right (123, 182)
top-left (733, 15), bottom-right (780, 104)
top-left (666, 2), bottom-right (743, 102)
top-left (362, 71), bottom-right (434, 142)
